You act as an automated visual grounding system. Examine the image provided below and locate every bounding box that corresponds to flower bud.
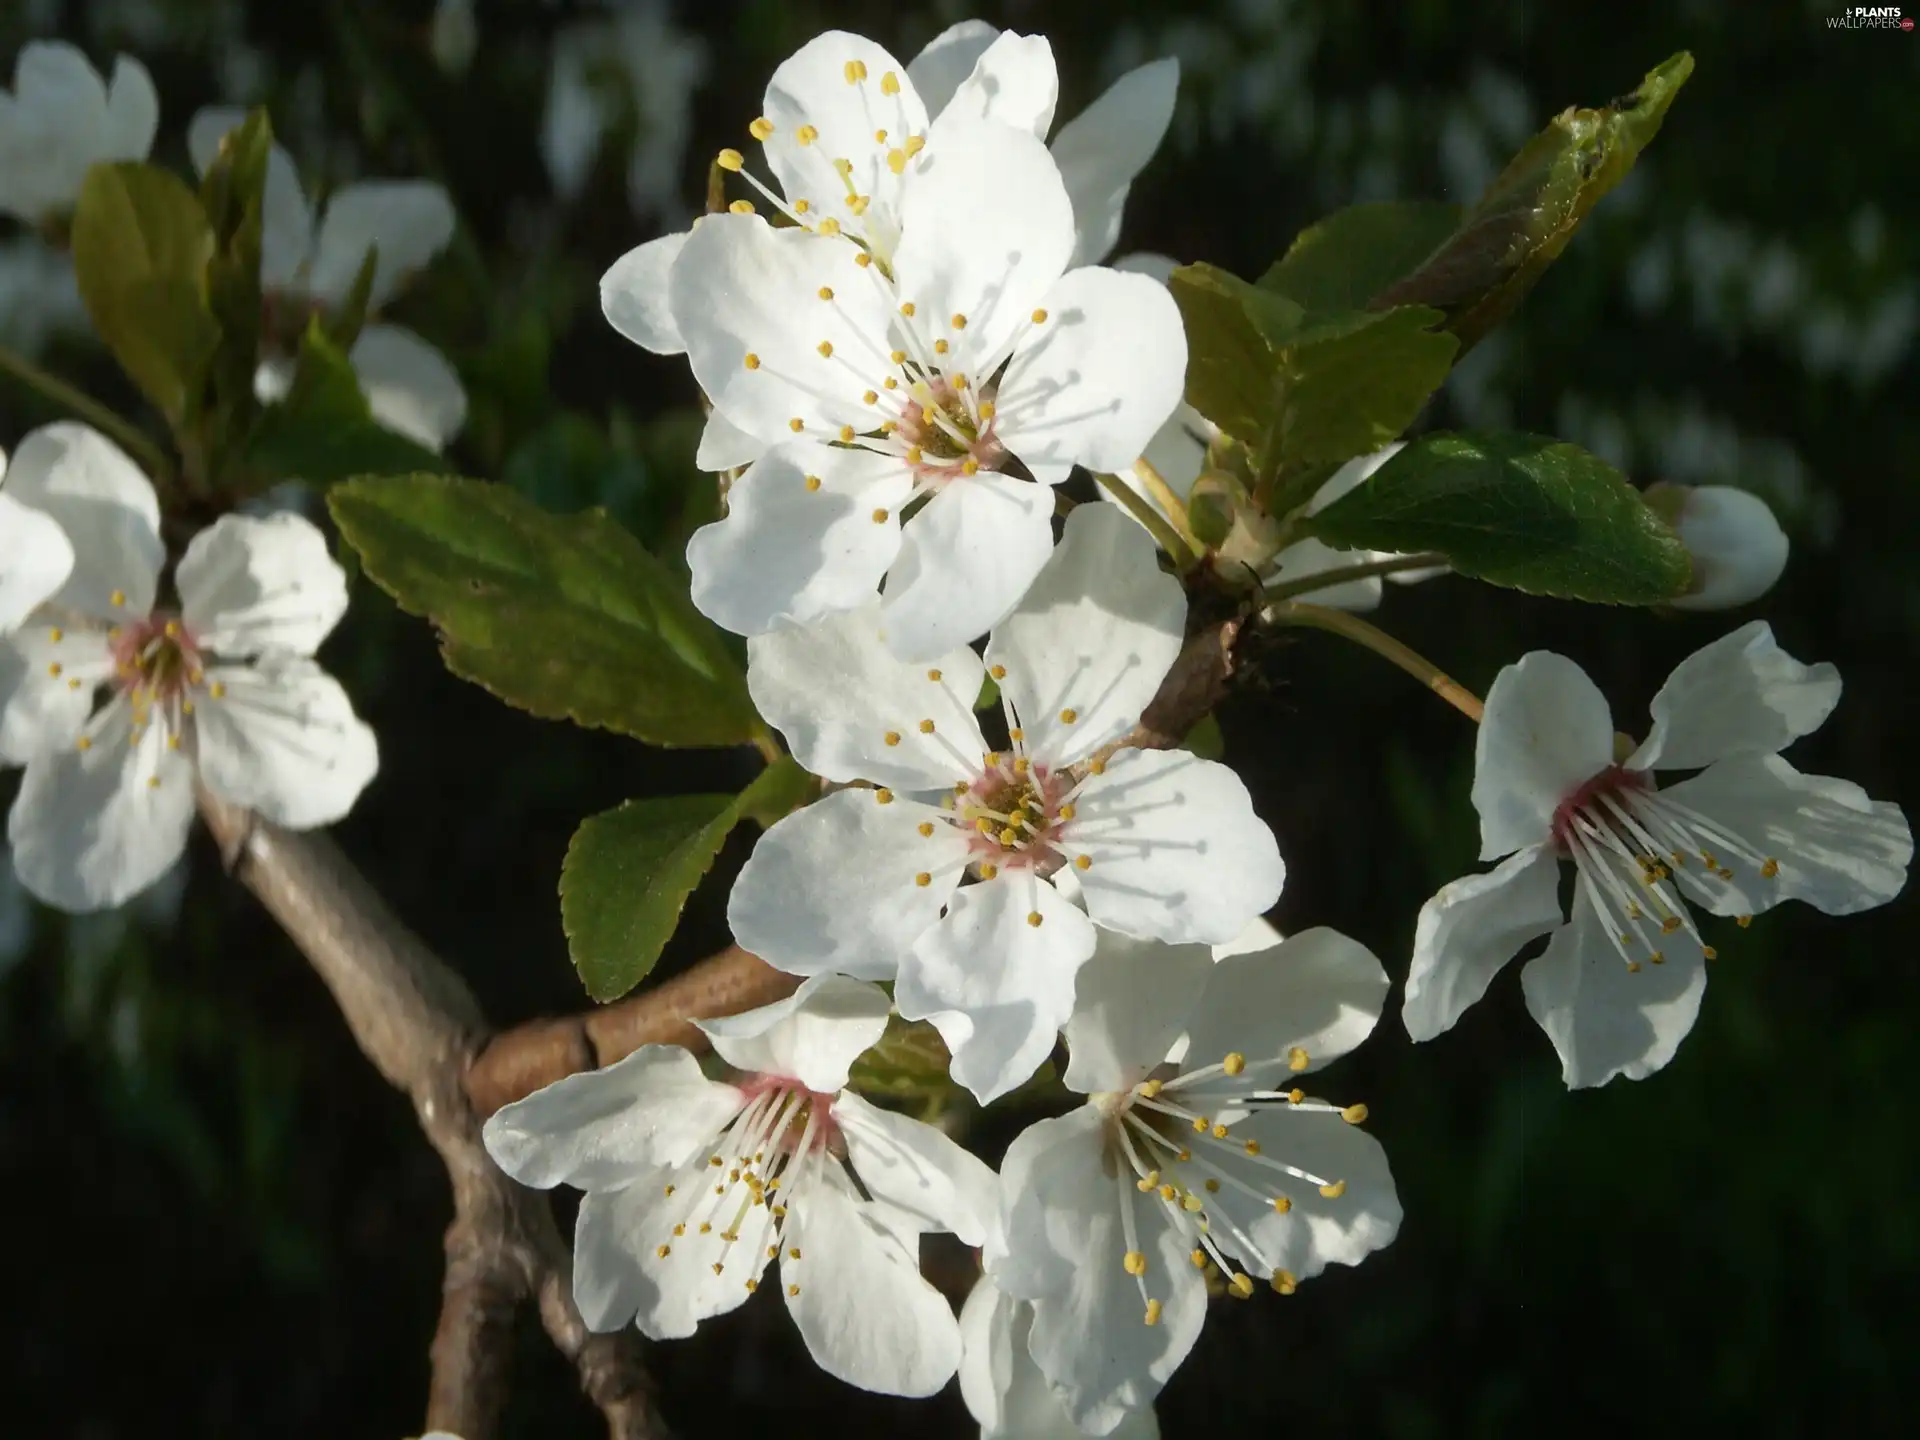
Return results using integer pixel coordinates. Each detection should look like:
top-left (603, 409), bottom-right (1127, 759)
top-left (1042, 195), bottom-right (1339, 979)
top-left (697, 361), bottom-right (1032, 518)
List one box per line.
top-left (1645, 483), bottom-right (1788, 611)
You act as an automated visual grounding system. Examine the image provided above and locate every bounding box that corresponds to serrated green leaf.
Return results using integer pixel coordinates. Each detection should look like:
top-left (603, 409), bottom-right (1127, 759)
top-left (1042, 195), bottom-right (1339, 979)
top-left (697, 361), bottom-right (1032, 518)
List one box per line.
top-left (1374, 53), bottom-right (1693, 349)
top-left (1260, 201), bottom-right (1463, 312)
top-left (1268, 306), bottom-right (1458, 470)
top-left (245, 324), bottom-right (446, 485)
top-left (1167, 262), bottom-right (1301, 441)
top-left (562, 793), bottom-right (738, 1001)
top-left (329, 475), bottom-right (759, 744)
top-left (70, 163), bottom-right (220, 427)
top-left (1305, 430), bottom-right (1692, 605)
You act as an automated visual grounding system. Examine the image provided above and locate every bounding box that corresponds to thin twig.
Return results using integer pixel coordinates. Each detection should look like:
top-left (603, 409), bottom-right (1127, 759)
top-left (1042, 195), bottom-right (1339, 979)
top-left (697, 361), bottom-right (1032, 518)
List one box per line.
top-left (1263, 600), bottom-right (1484, 722)
top-left (0, 341), bottom-right (174, 484)
top-left (1256, 551), bottom-right (1449, 604)
top-left (196, 790), bottom-right (671, 1440)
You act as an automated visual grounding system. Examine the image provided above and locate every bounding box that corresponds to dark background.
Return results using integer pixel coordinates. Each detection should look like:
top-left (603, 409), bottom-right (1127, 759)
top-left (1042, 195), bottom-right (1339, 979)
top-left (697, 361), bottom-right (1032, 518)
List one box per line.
top-left (2, 1), bottom-right (1915, 1436)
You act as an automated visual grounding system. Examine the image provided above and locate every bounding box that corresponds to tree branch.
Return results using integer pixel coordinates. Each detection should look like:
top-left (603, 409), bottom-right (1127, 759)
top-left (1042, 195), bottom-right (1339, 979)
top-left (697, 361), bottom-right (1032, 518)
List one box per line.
top-left (196, 790), bottom-right (670, 1440)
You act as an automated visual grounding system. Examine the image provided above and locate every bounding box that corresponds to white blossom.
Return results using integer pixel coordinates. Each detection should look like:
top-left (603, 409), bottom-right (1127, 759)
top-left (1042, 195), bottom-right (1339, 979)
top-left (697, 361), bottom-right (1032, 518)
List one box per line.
top-left (1645, 482), bottom-right (1790, 611)
top-left (1404, 622), bottom-right (1912, 1087)
top-left (960, 1273), bottom-right (1160, 1440)
top-left (729, 505), bottom-right (1284, 1103)
top-left (0, 41), bottom-right (158, 226)
top-left (483, 974), bottom-right (998, 1399)
top-left (186, 108), bottom-right (466, 451)
top-left (0, 424), bottom-right (379, 911)
top-left (990, 927), bottom-right (1400, 1433)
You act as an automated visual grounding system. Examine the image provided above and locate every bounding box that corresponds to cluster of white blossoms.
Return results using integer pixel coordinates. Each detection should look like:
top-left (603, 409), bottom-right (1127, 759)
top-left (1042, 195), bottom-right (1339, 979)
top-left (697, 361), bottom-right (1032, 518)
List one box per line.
top-left (0, 424), bottom-right (379, 910)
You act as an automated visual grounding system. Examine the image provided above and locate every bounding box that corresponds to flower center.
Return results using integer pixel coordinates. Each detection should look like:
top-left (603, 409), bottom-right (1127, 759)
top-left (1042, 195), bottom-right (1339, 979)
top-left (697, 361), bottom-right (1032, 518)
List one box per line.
top-left (112, 612), bottom-right (205, 702)
top-left (1552, 764), bottom-right (1782, 971)
top-left (650, 1078), bottom-right (839, 1301)
top-left (1091, 1052), bottom-right (1371, 1324)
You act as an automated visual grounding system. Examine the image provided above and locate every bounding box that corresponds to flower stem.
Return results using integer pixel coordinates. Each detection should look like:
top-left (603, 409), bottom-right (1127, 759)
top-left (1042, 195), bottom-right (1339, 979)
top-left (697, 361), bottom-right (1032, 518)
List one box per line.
top-left (1093, 472), bottom-right (1200, 573)
top-left (1264, 600), bottom-right (1484, 722)
top-left (0, 342), bottom-right (173, 484)
top-left (751, 728), bottom-right (783, 767)
top-left (1257, 551), bottom-right (1449, 604)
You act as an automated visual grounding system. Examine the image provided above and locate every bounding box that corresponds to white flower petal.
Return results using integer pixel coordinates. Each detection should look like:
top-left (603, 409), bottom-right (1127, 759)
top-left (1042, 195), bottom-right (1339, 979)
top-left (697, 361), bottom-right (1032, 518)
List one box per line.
top-left (897, 875), bottom-right (1096, 1104)
top-left (1266, 537), bottom-right (1384, 611)
top-left (671, 213), bottom-right (895, 445)
top-left (0, 491), bottom-right (72, 631)
top-left (186, 108), bottom-right (313, 289)
top-left (1402, 844), bottom-right (1564, 1042)
top-left (579, 1159), bottom-right (765, 1339)
top-left (1209, 1108), bottom-right (1401, 1282)
top-left (995, 266), bottom-right (1187, 477)
top-left (892, 119), bottom-right (1075, 375)
top-left (1658, 754), bottom-right (1911, 918)
top-left (1211, 914), bottom-right (1284, 960)
top-left (193, 658), bottom-right (379, 829)
top-left (569, 1179), bottom-right (657, 1331)
top-left (695, 972), bottom-right (892, 1092)
top-left (1308, 443), bottom-right (1406, 512)
top-left (963, 1275), bottom-right (1161, 1440)
top-left (2, 423), bottom-right (162, 618)
top-left (601, 231), bottom-right (690, 356)
top-left (1048, 58), bottom-right (1179, 266)
top-left (0, 630), bottom-right (100, 763)
top-left (7, 696), bottom-right (194, 911)
top-left (1472, 650), bottom-right (1613, 861)
top-left (1070, 748), bottom-right (1284, 946)
top-left (996, 1108), bottom-right (1205, 1434)
top-left (985, 502), bottom-right (1184, 767)
top-left (906, 20), bottom-right (1000, 119)
top-left (177, 511), bottom-right (348, 658)
top-left (350, 324), bottom-right (468, 450)
top-left (728, 788), bottom-right (968, 981)
top-left (0, 43), bottom-right (110, 219)
top-left (482, 1045), bottom-right (746, 1189)
top-left (1665, 485), bottom-right (1788, 611)
top-left (308, 181), bottom-right (456, 310)
top-left (1627, 621), bottom-right (1840, 772)
top-left (880, 472), bottom-right (1057, 663)
top-left (101, 55), bottom-right (159, 163)
top-left (836, 1089), bottom-right (999, 1243)
top-left (694, 409), bottom-right (766, 471)
top-left (690, 444), bottom-right (913, 640)
top-left (759, 31), bottom-right (926, 230)
top-left (745, 600), bottom-right (984, 790)
top-left (1519, 900), bottom-right (1708, 1089)
top-left (1061, 929), bottom-right (1212, 1094)
top-left (783, 1169), bottom-right (963, 1398)
top-left (1183, 927), bottom-right (1388, 1075)
top-left (939, 33), bottom-right (1058, 138)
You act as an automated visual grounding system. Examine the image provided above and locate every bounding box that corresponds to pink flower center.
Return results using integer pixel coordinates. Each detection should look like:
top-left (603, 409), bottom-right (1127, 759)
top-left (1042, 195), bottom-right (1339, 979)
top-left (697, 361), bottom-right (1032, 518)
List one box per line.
top-left (954, 759), bottom-right (1074, 876)
top-left (1549, 764), bottom-right (1652, 854)
top-left (111, 613), bottom-right (205, 702)
top-left (734, 1074), bottom-right (843, 1158)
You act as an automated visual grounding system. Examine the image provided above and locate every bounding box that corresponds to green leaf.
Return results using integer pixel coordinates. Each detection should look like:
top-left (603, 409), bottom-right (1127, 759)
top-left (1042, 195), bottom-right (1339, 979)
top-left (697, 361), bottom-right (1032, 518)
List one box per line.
top-left (1167, 262), bottom-right (1300, 441)
top-left (243, 324), bottom-right (447, 486)
top-left (1180, 712), bottom-right (1225, 762)
top-left (1259, 201), bottom-right (1463, 311)
top-left (736, 756), bottom-right (815, 828)
top-left (329, 474), bottom-right (759, 744)
top-left (69, 163), bottom-right (220, 427)
top-left (1266, 307), bottom-right (1458, 471)
top-left (561, 793), bottom-right (739, 1001)
top-left (847, 1016), bottom-right (959, 1110)
top-left (1305, 430), bottom-right (1692, 605)
top-left (199, 110), bottom-right (271, 432)
top-left (1373, 53), bottom-right (1694, 349)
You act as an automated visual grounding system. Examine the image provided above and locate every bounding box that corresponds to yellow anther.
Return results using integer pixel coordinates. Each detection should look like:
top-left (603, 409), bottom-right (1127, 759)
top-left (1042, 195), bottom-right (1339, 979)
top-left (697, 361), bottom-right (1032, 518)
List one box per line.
top-left (656, 1244), bottom-right (671, 1258)
top-left (48, 627), bottom-right (63, 642)
top-left (926, 668), bottom-right (943, 682)
top-left (887, 148), bottom-right (907, 174)
top-left (875, 788), bottom-right (894, 805)
top-left (1000, 827), bottom-right (1021, 846)
top-left (1341, 1103), bottom-right (1371, 1125)
top-left (46, 662), bottom-right (61, 678)
top-left (1287, 1046), bottom-right (1310, 1072)
top-left (1089, 758), bottom-right (1107, 775)
top-left (743, 352), bottom-right (761, 371)
top-left (76, 736), bottom-right (93, 752)
top-left (787, 1283), bottom-right (800, 1297)
top-left (709, 1156), bottom-right (723, 1167)
top-left (960, 457), bottom-right (980, 476)
top-left (1272, 1195), bottom-right (1292, 1215)
top-left (949, 313), bottom-right (969, 332)
top-left (863, 389), bottom-right (878, 404)
top-left (1158, 1183), bottom-right (1176, 1201)
top-left (917, 821), bottom-right (935, 837)
top-left (789, 417), bottom-right (806, 433)
top-left (796, 124), bottom-right (819, 145)
top-left (698, 1222), bottom-right (711, 1233)
top-left (952, 374), bottom-right (969, 391)
top-left (717, 148), bottom-right (744, 171)
top-left (1649, 951), bottom-right (1667, 965)
top-left (1138, 1078), bottom-right (1164, 1099)
top-left (933, 338), bottom-right (949, 354)
top-left (1272, 1269), bottom-right (1298, 1295)
top-left (1031, 308), bottom-right (1048, 324)
top-left (905, 445), bottom-right (922, 464)
top-left (1027, 911), bottom-right (1044, 928)
top-left (1135, 1170), bottom-right (1160, 1192)
top-left (873, 128), bottom-right (888, 144)
top-left (817, 217), bottom-right (841, 236)
top-left (978, 401), bottom-right (996, 420)
top-left (979, 863), bottom-right (998, 879)
top-left (209, 682), bottom-right (227, 699)
top-left (147, 775), bottom-right (161, 790)
top-left (854, 251), bottom-right (872, 268)
top-left (840, 424), bottom-right (857, 443)
top-left (889, 348), bottom-right (907, 364)
top-left (1191, 1248), bottom-right (1208, 1268)
top-left (1229, 1273), bottom-right (1255, 1300)
top-left (1211, 1122), bottom-right (1230, 1139)
top-left (848, 195), bottom-right (870, 215)
top-left (880, 70), bottom-right (901, 95)
top-left (1661, 915), bottom-right (1681, 934)
top-left (166, 735), bottom-right (180, 750)
top-left (1703, 945), bottom-right (1719, 960)
top-left (728, 199), bottom-right (755, 215)
top-left (816, 340), bottom-right (834, 358)
top-left (1059, 707), bottom-right (1079, 724)
top-left (844, 58), bottom-right (868, 83)
top-left (711, 1262), bottom-right (724, 1276)
top-left (794, 198), bottom-right (811, 213)
top-left (1058, 803), bottom-right (1076, 820)
top-left (905, 134), bottom-right (926, 156)
top-left (900, 301), bottom-right (916, 317)
top-left (767, 1245), bottom-right (778, 1258)
top-left (110, 589), bottom-right (126, 607)
top-left (1761, 857), bottom-right (1780, 878)
top-left (914, 872), bottom-right (932, 887)
top-left (788, 1246), bottom-right (802, 1260)
top-left (982, 751), bottom-right (1000, 769)
top-left (804, 474), bottom-right (822, 492)
top-left (1144, 1299), bottom-right (1162, 1326)
top-left (163, 619), bottom-right (180, 637)
top-left (750, 116), bottom-right (774, 140)
top-left (909, 718), bottom-right (930, 736)
top-left (663, 1184), bottom-right (676, 1197)
top-left (1627, 960), bottom-right (1643, 973)
top-left (1319, 1180), bottom-right (1348, 1200)
top-left (1222, 1052), bottom-right (1247, 1077)
top-left (1204, 1178), bottom-right (1220, 1194)
top-left (1074, 854), bottom-right (1092, 871)
top-left (990, 664), bottom-right (1007, 680)
top-left (1123, 1250), bottom-right (1148, 1276)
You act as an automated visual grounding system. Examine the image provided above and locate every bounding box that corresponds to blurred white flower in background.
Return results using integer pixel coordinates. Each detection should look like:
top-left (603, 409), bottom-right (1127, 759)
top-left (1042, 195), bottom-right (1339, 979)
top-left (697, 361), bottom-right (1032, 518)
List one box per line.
top-left (0, 40), bottom-right (157, 226)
